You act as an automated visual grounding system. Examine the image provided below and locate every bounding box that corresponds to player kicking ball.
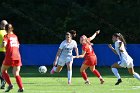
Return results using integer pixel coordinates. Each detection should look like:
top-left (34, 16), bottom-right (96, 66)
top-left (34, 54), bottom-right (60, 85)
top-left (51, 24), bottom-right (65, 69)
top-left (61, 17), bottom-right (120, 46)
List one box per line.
top-left (108, 33), bottom-right (140, 85)
top-left (50, 31), bottom-right (79, 84)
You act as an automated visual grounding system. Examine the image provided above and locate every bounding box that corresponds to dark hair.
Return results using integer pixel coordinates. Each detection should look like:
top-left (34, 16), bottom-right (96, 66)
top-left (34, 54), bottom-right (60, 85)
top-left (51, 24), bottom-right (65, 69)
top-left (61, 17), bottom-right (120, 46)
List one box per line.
top-left (113, 33), bottom-right (126, 46)
top-left (69, 30), bottom-right (77, 38)
top-left (5, 24), bottom-right (14, 31)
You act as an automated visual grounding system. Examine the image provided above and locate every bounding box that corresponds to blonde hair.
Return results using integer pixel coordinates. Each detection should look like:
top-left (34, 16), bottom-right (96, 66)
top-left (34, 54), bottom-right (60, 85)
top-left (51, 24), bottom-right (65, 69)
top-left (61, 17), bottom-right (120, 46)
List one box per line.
top-left (81, 35), bottom-right (93, 45)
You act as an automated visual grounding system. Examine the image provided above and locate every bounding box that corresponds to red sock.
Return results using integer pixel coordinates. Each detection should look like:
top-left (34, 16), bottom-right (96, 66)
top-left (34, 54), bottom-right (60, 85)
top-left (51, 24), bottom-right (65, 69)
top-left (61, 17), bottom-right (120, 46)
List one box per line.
top-left (81, 72), bottom-right (88, 81)
top-left (2, 71), bottom-right (12, 85)
top-left (15, 76), bottom-right (23, 89)
top-left (93, 69), bottom-right (101, 78)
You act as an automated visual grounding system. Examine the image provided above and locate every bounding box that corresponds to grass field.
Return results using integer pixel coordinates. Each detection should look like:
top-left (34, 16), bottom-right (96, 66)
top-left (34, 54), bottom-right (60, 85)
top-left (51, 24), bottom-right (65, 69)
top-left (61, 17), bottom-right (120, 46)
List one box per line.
top-left (0, 66), bottom-right (140, 93)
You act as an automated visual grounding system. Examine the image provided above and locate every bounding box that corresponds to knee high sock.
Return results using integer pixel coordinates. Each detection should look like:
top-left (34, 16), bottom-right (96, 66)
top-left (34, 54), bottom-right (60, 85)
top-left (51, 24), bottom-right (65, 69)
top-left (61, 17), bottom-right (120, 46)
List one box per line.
top-left (112, 68), bottom-right (121, 79)
top-left (68, 70), bottom-right (72, 82)
top-left (2, 71), bottom-right (11, 85)
top-left (53, 66), bottom-right (57, 72)
top-left (15, 76), bottom-right (23, 89)
top-left (133, 72), bottom-right (140, 80)
top-left (81, 72), bottom-right (88, 81)
top-left (92, 69), bottom-right (102, 79)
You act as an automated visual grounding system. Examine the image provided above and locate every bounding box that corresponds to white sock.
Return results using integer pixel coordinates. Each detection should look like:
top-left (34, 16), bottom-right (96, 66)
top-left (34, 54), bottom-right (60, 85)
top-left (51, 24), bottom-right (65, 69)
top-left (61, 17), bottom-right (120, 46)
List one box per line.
top-left (68, 70), bottom-right (72, 82)
top-left (133, 72), bottom-right (140, 80)
top-left (112, 68), bottom-right (121, 79)
top-left (53, 66), bottom-right (57, 72)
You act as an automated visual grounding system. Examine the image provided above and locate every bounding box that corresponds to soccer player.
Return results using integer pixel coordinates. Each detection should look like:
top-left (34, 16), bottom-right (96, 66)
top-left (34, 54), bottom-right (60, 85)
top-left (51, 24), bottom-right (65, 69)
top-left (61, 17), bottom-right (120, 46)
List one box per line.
top-left (108, 33), bottom-right (140, 85)
top-left (50, 31), bottom-right (79, 84)
top-left (74, 30), bottom-right (104, 84)
top-left (0, 24), bottom-right (24, 92)
top-left (0, 20), bottom-right (8, 89)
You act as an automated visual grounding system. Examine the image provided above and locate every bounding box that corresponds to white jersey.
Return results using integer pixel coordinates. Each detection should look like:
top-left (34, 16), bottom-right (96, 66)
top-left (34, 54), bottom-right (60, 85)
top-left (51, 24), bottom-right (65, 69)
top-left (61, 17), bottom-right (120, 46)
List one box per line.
top-left (57, 40), bottom-right (77, 66)
top-left (59, 40), bottom-right (77, 57)
top-left (115, 40), bottom-right (133, 68)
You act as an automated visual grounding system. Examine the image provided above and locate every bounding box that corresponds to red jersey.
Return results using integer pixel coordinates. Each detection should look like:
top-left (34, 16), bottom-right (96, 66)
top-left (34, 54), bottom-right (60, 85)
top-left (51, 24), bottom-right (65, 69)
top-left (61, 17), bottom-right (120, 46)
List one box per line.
top-left (3, 34), bottom-right (21, 60)
top-left (82, 38), bottom-right (97, 66)
top-left (82, 40), bottom-right (95, 59)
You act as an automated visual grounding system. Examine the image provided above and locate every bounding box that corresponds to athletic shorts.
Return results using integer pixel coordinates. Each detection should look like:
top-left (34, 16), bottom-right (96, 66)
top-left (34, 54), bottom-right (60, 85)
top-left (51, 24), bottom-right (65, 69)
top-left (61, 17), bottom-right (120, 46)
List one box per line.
top-left (57, 56), bottom-right (73, 66)
top-left (118, 60), bottom-right (133, 68)
top-left (0, 52), bottom-right (5, 66)
top-left (83, 55), bottom-right (97, 66)
top-left (3, 59), bottom-right (22, 67)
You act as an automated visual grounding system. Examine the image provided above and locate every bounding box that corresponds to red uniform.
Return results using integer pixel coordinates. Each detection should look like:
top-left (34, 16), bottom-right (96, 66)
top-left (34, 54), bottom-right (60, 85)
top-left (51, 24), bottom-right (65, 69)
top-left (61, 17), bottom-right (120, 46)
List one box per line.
top-left (3, 34), bottom-right (22, 66)
top-left (82, 39), bottom-right (97, 66)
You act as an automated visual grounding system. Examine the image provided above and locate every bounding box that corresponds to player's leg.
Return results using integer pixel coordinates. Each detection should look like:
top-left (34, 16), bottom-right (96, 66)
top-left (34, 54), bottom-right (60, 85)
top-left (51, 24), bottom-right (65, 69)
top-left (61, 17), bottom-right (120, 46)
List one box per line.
top-left (55, 65), bottom-right (63, 72)
top-left (0, 52), bottom-right (6, 89)
top-left (66, 61), bottom-right (72, 84)
top-left (80, 64), bottom-right (90, 84)
top-left (111, 62), bottom-right (122, 85)
top-left (13, 66), bottom-right (24, 92)
top-left (128, 67), bottom-right (140, 80)
top-left (1, 64), bottom-right (13, 92)
top-left (50, 58), bottom-right (64, 74)
top-left (89, 65), bottom-right (104, 84)
top-left (50, 65), bottom-right (63, 74)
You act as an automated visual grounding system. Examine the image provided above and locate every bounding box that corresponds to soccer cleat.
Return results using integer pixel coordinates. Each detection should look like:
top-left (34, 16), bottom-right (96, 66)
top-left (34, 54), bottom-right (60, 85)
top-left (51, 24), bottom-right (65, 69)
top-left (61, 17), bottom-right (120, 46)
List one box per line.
top-left (5, 84), bottom-right (13, 92)
top-left (85, 81), bottom-right (90, 84)
top-left (115, 79), bottom-right (122, 85)
top-left (18, 88), bottom-right (24, 92)
top-left (50, 68), bottom-right (55, 74)
top-left (0, 79), bottom-right (6, 89)
top-left (100, 79), bottom-right (105, 84)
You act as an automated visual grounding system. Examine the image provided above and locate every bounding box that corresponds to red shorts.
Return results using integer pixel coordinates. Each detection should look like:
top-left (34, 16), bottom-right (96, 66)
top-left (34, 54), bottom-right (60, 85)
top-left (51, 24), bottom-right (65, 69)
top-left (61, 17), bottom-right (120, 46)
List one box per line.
top-left (3, 59), bottom-right (22, 67)
top-left (83, 55), bottom-right (97, 66)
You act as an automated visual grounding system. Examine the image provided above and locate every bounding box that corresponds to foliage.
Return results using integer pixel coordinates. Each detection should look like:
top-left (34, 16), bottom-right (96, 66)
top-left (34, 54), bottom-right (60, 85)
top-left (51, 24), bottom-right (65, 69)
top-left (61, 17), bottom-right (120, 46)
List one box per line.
top-left (0, 0), bottom-right (140, 44)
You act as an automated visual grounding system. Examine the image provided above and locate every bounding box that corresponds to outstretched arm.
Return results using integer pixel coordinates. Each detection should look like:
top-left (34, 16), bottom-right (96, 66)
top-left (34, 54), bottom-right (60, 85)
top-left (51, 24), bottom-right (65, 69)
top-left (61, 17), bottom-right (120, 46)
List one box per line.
top-left (108, 44), bottom-right (118, 55)
top-left (78, 50), bottom-right (86, 58)
top-left (89, 30), bottom-right (100, 41)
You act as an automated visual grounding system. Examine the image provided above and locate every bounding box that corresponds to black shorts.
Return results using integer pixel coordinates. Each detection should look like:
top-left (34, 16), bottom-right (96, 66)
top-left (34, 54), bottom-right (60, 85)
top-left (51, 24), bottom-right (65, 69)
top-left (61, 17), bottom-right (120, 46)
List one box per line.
top-left (0, 52), bottom-right (5, 66)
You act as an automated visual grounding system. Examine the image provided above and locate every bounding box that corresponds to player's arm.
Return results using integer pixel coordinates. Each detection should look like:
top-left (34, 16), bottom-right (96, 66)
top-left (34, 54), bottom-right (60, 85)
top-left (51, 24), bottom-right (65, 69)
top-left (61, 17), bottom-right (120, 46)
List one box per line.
top-left (78, 50), bottom-right (86, 58)
top-left (53, 48), bottom-right (62, 66)
top-left (89, 30), bottom-right (100, 41)
top-left (108, 44), bottom-right (118, 55)
top-left (74, 47), bottom-right (79, 58)
top-left (73, 41), bottom-right (79, 59)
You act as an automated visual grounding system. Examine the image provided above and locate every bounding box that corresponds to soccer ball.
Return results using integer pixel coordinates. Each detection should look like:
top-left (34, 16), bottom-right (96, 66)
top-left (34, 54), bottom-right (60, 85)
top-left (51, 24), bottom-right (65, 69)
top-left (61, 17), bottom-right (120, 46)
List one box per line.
top-left (38, 66), bottom-right (47, 74)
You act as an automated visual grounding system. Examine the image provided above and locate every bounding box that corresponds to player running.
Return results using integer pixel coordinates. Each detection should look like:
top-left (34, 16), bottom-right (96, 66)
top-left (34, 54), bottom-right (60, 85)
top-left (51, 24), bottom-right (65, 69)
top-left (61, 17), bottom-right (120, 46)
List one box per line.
top-left (108, 33), bottom-right (140, 85)
top-left (50, 30), bottom-right (79, 84)
top-left (0, 24), bottom-right (24, 92)
top-left (74, 30), bottom-right (104, 84)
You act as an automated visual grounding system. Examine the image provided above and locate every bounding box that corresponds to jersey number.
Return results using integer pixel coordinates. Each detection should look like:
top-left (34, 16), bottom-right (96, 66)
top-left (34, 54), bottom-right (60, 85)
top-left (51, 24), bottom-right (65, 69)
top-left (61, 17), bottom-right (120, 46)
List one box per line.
top-left (89, 46), bottom-right (93, 52)
top-left (10, 37), bottom-right (19, 47)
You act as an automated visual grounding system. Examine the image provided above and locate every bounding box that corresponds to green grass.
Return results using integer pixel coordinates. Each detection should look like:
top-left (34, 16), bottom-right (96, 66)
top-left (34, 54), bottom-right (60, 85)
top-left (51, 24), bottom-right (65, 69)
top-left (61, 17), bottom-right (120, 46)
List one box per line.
top-left (0, 66), bottom-right (140, 93)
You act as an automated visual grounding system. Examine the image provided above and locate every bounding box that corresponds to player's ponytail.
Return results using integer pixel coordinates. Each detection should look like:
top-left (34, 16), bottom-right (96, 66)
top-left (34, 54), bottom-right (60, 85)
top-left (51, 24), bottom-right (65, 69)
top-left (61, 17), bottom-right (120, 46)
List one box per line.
top-left (113, 33), bottom-right (126, 46)
top-left (69, 30), bottom-right (77, 38)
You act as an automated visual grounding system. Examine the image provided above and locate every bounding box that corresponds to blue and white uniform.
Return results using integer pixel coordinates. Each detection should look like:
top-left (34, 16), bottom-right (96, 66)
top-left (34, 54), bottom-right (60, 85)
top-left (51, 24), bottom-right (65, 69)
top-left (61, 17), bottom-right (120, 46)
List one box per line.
top-left (115, 40), bottom-right (133, 68)
top-left (58, 40), bottom-right (77, 66)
